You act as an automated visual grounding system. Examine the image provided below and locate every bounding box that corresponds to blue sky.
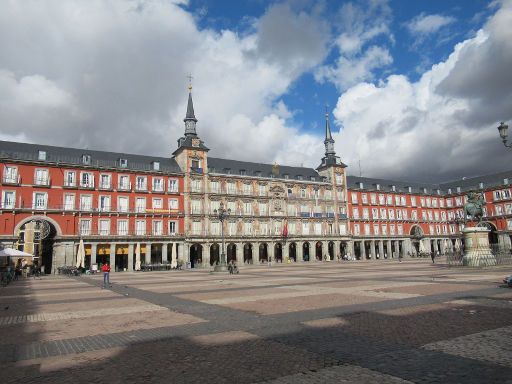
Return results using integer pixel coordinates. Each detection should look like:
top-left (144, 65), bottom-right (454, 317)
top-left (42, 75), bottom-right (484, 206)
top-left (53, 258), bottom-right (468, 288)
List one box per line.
top-left (0, 0), bottom-right (510, 182)
top-left (186, 0), bottom-right (495, 134)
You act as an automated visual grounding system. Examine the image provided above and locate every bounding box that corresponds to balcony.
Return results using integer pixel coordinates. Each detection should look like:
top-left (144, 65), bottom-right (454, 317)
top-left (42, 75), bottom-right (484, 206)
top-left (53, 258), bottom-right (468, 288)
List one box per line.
top-left (2, 175), bottom-right (21, 185)
top-left (33, 177), bottom-right (51, 187)
top-left (191, 167), bottom-right (203, 174)
top-left (135, 185), bottom-right (148, 192)
top-left (79, 182), bottom-right (95, 190)
top-left (63, 181), bottom-right (77, 188)
top-left (118, 183), bottom-right (132, 192)
top-left (98, 183), bottom-right (113, 191)
top-left (299, 212), bottom-right (311, 218)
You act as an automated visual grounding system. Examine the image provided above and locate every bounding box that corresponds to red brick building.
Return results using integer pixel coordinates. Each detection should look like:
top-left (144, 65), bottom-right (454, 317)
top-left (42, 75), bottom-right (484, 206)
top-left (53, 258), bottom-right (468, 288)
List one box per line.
top-left (0, 142), bottom-right (184, 272)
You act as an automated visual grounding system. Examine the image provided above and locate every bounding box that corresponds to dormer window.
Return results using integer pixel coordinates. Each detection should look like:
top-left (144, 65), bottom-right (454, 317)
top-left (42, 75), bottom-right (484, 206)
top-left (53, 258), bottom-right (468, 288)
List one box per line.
top-left (255, 171), bottom-right (262, 177)
top-left (376, 184), bottom-right (381, 191)
top-left (224, 168), bottom-right (231, 175)
top-left (423, 187), bottom-right (427, 194)
top-left (284, 174), bottom-right (289, 179)
top-left (504, 178), bottom-right (509, 185)
top-left (479, 182), bottom-right (484, 189)
top-left (152, 161), bottom-right (160, 171)
top-left (209, 167), bottom-right (216, 173)
top-left (448, 188), bottom-right (452, 194)
top-left (456, 186), bottom-right (461, 193)
top-left (82, 154), bottom-right (91, 165)
top-left (437, 189), bottom-right (441, 195)
top-left (407, 186), bottom-right (412, 193)
top-left (297, 175), bottom-right (303, 180)
top-left (38, 150), bottom-right (47, 161)
top-left (310, 176), bottom-right (315, 181)
top-left (359, 182), bottom-right (364, 189)
top-left (119, 158), bottom-right (128, 168)
top-left (240, 170), bottom-right (246, 176)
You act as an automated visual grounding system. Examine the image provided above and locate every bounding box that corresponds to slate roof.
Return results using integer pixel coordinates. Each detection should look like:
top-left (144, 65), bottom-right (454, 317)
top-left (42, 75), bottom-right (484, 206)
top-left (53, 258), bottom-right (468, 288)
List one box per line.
top-left (347, 169), bottom-right (512, 195)
top-left (208, 157), bottom-right (323, 181)
top-left (0, 140), bottom-right (182, 174)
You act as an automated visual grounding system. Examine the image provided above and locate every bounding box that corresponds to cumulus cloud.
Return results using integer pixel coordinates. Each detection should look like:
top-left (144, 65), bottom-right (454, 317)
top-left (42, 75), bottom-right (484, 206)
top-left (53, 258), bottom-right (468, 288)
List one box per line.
top-left (315, 0), bottom-right (394, 90)
top-left (0, 0), bottom-right (327, 167)
top-left (333, 0), bottom-right (512, 182)
top-left (406, 13), bottom-right (455, 35)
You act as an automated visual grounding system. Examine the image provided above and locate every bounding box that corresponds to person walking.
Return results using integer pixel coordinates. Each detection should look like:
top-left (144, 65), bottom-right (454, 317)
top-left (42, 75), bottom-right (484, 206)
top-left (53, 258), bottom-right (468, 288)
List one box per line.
top-left (102, 263), bottom-right (111, 288)
top-left (431, 252), bottom-right (435, 264)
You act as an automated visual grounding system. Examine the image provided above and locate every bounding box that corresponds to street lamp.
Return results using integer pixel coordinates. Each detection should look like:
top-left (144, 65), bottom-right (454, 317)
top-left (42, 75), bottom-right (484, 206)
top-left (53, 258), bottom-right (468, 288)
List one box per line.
top-left (213, 202), bottom-right (231, 272)
top-left (497, 122), bottom-right (511, 148)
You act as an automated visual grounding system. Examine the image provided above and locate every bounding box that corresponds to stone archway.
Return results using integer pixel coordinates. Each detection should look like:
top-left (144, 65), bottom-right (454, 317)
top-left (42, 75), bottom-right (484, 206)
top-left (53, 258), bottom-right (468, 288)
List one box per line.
top-left (481, 222), bottom-right (499, 245)
top-left (243, 243), bottom-right (253, 264)
top-left (227, 243), bottom-right (237, 263)
top-left (315, 241), bottom-right (323, 261)
top-left (16, 218), bottom-right (58, 274)
top-left (274, 243), bottom-right (283, 263)
top-left (328, 241), bottom-right (335, 260)
top-left (289, 242), bottom-right (297, 262)
top-left (210, 243), bottom-right (220, 266)
top-left (302, 242), bottom-right (310, 261)
top-left (190, 243), bottom-right (202, 268)
top-left (259, 243), bottom-right (268, 262)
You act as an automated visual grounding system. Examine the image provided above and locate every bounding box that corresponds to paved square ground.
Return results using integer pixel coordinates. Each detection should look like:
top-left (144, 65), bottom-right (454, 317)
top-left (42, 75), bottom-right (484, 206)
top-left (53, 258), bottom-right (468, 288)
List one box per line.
top-left (1, 259), bottom-right (512, 383)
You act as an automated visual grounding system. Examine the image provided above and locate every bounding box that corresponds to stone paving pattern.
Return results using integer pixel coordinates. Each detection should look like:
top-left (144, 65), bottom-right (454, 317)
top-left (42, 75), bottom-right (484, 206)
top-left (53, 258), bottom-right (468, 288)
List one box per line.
top-left (1, 259), bottom-right (512, 383)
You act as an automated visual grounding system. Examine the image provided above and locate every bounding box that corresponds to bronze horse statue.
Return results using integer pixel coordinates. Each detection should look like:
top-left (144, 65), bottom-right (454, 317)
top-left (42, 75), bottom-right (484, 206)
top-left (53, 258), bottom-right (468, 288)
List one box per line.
top-left (463, 192), bottom-right (485, 223)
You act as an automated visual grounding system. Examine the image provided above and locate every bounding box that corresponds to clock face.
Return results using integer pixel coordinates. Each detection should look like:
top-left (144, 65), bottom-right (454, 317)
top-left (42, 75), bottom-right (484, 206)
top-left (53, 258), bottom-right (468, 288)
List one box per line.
top-left (192, 138), bottom-right (200, 147)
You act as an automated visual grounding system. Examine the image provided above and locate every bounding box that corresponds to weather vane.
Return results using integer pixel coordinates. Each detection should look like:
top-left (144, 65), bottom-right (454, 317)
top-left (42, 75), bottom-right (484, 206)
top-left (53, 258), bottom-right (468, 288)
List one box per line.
top-left (187, 73), bottom-right (193, 91)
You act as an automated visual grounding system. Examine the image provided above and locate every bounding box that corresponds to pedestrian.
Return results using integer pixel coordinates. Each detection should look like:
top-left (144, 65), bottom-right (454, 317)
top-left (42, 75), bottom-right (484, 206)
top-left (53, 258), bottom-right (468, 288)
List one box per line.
top-left (398, 253), bottom-right (403, 263)
top-left (267, 256), bottom-right (272, 267)
top-left (431, 252), bottom-right (435, 264)
top-left (102, 263), bottom-right (111, 288)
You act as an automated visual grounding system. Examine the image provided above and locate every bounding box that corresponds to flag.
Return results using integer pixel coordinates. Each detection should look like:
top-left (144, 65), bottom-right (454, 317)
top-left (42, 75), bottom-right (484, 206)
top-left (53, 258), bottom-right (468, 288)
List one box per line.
top-left (282, 220), bottom-right (288, 238)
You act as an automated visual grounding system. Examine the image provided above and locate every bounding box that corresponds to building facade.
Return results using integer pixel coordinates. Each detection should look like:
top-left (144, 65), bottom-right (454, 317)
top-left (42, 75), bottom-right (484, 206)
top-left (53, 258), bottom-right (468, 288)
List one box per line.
top-left (1, 89), bottom-right (511, 272)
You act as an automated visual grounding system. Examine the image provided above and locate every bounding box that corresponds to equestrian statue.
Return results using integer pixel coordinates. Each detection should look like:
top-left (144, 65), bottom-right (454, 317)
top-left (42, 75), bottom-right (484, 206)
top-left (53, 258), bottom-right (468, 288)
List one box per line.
top-left (463, 191), bottom-right (485, 224)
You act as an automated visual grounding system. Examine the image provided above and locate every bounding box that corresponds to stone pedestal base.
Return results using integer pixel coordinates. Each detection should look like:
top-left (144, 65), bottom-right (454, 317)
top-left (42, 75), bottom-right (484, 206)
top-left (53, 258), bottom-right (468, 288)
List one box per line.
top-left (462, 227), bottom-right (496, 267)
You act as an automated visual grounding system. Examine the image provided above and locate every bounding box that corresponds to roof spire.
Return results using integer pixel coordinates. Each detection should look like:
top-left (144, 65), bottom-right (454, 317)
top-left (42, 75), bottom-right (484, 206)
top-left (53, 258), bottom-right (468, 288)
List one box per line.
top-left (324, 107), bottom-right (335, 157)
top-left (184, 74), bottom-right (197, 136)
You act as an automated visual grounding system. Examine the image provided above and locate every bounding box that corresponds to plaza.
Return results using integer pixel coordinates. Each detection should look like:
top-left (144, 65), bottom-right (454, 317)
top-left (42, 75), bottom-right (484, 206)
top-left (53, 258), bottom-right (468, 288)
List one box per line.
top-left (1, 259), bottom-right (512, 383)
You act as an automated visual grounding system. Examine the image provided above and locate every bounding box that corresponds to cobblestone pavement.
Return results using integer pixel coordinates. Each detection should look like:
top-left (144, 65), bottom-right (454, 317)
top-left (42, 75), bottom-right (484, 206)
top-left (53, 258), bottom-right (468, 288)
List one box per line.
top-left (1, 259), bottom-right (512, 383)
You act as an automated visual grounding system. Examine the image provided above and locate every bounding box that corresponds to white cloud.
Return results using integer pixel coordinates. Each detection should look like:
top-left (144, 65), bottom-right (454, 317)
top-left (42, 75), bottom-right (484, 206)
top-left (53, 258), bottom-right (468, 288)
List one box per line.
top-left (406, 13), bottom-right (456, 35)
top-left (315, 0), bottom-right (394, 90)
top-left (0, 0), bottom-right (327, 167)
top-left (333, 1), bottom-right (512, 182)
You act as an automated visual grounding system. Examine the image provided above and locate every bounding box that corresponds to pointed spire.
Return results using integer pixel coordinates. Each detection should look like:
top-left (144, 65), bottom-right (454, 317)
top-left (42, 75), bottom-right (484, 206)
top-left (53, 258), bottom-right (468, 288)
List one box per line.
top-left (183, 76), bottom-right (198, 136)
top-left (324, 109), bottom-right (336, 157)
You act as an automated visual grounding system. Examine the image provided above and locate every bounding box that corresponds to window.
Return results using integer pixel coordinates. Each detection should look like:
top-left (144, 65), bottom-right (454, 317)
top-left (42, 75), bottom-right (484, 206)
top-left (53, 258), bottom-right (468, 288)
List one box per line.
top-left (99, 174), bottom-right (111, 189)
top-left (302, 222), bottom-right (309, 235)
top-left (38, 150), bottom-right (47, 160)
top-left (117, 220), bottom-right (128, 236)
top-left (136, 176), bottom-right (147, 191)
top-left (373, 224), bottom-right (379, 235)
top-left (63, 194), bottom-right (75, 211)
top-left (314, 222), bottom-right (322, 235)
top-left (227, 201), bottom-right (236, 213)
top-left (361, 207), bottom-right (368, 219)
top-left (411, 210), bottom-right (417, 220)
top-left (260, 222), bottom-right (269, 235)
top-left (351, 192), bottom-right (358, 204)
top-left (325, 190), bottom-right (332, 200)
top-left (191, 179), bottom-right (201, 192)
top-left (152, 161), bottom-right (160, 171)
top-left (300, 189), bottom-right (307, 198)
top-left (168, 179), bottom-right (179, 193)
top-left (3, 166), bottom-right (18, 184)
top-left (118, 196), bottom-right (129, 212)
top-left (79, 219), bottom-right (91, 235)
top-left (352, 207), bottom-right (359, 219)
top-left (80, 172), bottom-right (94, 188)
top-left (191, 160), bottom-right (200, 169)
top-left (227, 181), bottom-right (236, 194)
top-left (169, 221), bottom-right (177, 235)
top-left (119, 158), bottom-right (128, 168)
top-left (192, 221), bottom-right (202, 235)
top-left (191, 199), bottom-right (201, 214)
top-left (82, 154), bottom-right (91, 165)
top-left (210, 200), bottom-right (220, 213)
top-left (240, 170), bottom-right (246, 176)
top-left (118, 175), bottom-right (130, 190)
top-left (210, 180), bottom-right (220, 193)
top-left (371, 208), bottom-right (379, 219)
top-left (388, 209), bottom-right (395, 220)
top-left (152, 177), bottom-right (164, 192)
top-left (34, 169), bottom-right (49, 185)
top-left (80, 195), bottom-right (92, 211)
top-left (228, 221), bottom-right (236, 236)
top-left (378, 194), bottom-right (385, 205)
top-left (397, 224), bottom-right (403, 235)
top-left (401, 196), bottom-right (406, 206)
top-left (152, 220), bottom-right (163, 235)
top-left (136, 220), bottom-right (146, 235)
top-left (361, 194), bottom-right (368, 204)
top-left (380, 208), bottom-right (387, 219)
top-left (336, 174), bottom-right (343, 185)
top-left (258, 184), bottom-right (266, 196)
top-left (1, 191), bottom-right (15, 209)
top-left (389, 225), bottom-right (395, 235)
top-left (152, 198), bottom-right (163, 210)
top-left (244, 222), bottom-right (252, 235)
top-left (99, 220), bottom-right (110, 236)
top-left (364, 224), bottom-right (370, 235)
top-left (395, 195), bottom-right (401, 205)
top-left (339, 223), bottom-right (347, 235)
top-left (381, 224), bottom-right (387, 235)
top-left (211, 221), bottom-right (220, 235)
top-left (370, 194), bottom-right (377, 204)
top-left (243, 183), bottom-right (252, 195)
top-left (135, 197), bottom-right (146, 213)
top-left (354, 224), bottom-right (360, 235)
top-left (244, 202), bottom-right (252, 215)
top-left (99, 195), bottom-right (111, 212)
top-left (259, 203), bottom-right (267, 216)
top-left (387, 195), bottom-right (393, 205)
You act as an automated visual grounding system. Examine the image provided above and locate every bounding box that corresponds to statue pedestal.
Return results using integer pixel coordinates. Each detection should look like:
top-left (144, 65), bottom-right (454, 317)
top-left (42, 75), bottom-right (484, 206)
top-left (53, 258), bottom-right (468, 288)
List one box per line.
top-left (462, 227), bottom-right (496, 267)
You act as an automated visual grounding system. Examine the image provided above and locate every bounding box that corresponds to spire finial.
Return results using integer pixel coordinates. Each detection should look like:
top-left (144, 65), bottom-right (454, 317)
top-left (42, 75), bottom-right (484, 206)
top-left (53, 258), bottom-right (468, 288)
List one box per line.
top-left (324, 103), bottom-right (329, 118)
top-left (187, 73), bottom-right (193, 91)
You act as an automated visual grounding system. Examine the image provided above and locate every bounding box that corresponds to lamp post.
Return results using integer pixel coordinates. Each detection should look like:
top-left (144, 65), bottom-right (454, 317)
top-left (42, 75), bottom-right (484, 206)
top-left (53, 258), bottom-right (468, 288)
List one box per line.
top-left (497, 122), bottom-right (511, 148)
top-left (213, 202), bottom-right (231, 272)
